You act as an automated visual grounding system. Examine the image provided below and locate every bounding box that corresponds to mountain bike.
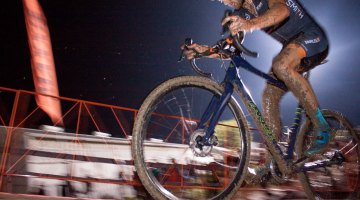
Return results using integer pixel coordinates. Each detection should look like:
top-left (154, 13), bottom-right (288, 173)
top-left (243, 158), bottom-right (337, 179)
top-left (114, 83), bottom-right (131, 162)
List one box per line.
top-left (131, 33), bottom-right (360, 199)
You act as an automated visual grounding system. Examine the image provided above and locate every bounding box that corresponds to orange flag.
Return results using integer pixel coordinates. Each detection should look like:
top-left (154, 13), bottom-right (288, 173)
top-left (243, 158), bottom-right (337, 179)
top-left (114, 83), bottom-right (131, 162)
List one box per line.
top-left (23, 0), bottom-right (63, 126)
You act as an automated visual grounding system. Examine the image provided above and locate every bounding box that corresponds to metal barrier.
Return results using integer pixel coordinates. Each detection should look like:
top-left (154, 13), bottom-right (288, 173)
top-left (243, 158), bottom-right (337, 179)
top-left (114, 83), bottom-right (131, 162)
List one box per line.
top-left (0, 87), bottom-right (260, 198)
top-left (0, 87), bottom-right (142, 198)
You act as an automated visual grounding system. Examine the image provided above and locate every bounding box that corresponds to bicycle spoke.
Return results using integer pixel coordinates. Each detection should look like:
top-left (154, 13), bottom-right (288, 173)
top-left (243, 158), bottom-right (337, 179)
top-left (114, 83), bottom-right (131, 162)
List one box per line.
top-left (132, 77), bottom-right (250, 199)
top-left (343, 142), bottom-right (358, 156)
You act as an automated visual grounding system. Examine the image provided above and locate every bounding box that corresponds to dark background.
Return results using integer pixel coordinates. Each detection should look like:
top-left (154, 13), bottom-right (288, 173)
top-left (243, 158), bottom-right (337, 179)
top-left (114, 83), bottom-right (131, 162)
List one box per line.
top-left (1, 0), bottom-right (360, 126)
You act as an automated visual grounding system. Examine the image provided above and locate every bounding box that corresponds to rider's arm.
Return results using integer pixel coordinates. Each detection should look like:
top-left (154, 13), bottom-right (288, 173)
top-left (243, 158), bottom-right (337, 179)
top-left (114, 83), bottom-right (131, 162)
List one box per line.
top-left (248, 0), bottom-right (289, 31)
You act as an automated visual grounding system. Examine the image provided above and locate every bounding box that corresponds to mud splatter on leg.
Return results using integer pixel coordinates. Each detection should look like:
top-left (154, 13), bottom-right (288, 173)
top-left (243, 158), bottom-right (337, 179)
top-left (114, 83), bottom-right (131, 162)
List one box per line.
top-left (262, 77), bottom-right (287, 140)
top-left (271, 43), bottom-right (323, 129)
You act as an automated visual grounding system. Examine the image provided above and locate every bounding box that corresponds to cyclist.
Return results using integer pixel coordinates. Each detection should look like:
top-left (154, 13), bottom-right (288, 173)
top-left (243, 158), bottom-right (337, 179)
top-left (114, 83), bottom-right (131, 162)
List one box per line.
top-left (183, 0), bottom-right (330, 157)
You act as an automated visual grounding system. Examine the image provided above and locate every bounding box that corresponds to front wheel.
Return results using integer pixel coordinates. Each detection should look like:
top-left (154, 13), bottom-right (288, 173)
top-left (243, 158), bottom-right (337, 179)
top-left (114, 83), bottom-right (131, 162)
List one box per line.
top-left (132, 76), bottom-right (250, 200)
top-left (296, 109), bottom-right (360, 199)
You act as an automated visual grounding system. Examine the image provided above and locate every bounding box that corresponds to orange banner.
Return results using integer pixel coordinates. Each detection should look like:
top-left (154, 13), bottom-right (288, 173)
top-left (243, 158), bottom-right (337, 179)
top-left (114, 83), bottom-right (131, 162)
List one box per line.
top-left (23, 0), bottom-right (63, 126)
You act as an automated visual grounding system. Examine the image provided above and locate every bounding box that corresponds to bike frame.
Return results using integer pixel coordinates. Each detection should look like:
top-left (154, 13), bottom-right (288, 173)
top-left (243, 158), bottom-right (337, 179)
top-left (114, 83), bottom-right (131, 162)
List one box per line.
top-left (196, 54), bottom-right (323, 175)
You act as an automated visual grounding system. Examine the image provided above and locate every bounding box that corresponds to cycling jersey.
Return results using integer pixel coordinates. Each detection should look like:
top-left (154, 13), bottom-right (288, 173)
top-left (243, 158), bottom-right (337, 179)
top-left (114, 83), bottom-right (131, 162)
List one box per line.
top-left (235, 0), bottom-right (328, 59)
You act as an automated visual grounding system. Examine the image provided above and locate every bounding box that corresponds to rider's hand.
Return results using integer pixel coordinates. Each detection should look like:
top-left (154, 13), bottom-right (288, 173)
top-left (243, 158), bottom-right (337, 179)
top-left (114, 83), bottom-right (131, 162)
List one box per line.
top-left (181, 43), bottom-right (210, 60)
top-left (221, 15), bottom-right (254, 35)
top-left (181, 43), bottom-right (226, 59)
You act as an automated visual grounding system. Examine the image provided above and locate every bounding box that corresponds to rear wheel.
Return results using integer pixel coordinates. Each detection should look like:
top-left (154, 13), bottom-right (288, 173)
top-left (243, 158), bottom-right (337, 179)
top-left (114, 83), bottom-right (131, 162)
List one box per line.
top-left (296, 109), bottom-right (360, 199)
top-left (132, 76), bottom-right (250, 200)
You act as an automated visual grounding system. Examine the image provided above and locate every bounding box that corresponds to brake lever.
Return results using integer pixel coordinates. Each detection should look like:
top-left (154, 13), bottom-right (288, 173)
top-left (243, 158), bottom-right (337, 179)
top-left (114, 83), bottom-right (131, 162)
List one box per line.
top-left (178, 38), bottom-right (212, 78)
top-left (178, 38), bottom-right (193, 62)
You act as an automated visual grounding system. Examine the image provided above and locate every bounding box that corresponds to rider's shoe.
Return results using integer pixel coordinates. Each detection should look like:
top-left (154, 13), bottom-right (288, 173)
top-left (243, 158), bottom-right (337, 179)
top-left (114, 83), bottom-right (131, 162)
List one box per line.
top-left (304, 130), bottom-right (331, 156)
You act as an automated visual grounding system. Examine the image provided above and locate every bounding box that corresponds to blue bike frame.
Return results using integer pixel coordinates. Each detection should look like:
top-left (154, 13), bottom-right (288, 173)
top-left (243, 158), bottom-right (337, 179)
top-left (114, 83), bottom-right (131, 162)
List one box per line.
top-left (196, 54), bottom-right (305, 173)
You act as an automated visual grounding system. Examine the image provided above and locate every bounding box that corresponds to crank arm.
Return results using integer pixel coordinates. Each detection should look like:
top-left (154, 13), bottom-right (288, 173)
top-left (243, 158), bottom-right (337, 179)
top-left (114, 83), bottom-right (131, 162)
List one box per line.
top-left (295, 151), bottom-right (345, 173)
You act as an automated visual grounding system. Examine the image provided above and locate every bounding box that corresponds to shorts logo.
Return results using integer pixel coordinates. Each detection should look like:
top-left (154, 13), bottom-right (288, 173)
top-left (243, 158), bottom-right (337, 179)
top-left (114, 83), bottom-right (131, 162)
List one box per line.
top-left (304, 37), bottom-right (320, 44)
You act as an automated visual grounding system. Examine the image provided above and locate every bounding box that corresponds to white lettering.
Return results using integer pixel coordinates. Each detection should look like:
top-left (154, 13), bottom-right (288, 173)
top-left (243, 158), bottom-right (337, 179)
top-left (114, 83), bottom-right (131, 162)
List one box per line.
top-left (304, 37), bottom-right (320, 44)
top-left (286, 0), bottom-right (304, 19)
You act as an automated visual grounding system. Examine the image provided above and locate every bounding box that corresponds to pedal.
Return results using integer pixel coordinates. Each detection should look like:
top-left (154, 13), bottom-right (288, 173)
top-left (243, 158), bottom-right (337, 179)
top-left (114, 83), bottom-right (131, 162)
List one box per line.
top-left (330, 150), bottom-right (345, 164)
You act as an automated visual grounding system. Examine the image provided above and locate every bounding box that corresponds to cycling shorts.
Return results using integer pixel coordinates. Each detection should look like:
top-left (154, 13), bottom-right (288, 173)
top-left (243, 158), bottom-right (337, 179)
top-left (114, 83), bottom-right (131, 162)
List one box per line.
top-left (292, 25), bottom-right (329, 68)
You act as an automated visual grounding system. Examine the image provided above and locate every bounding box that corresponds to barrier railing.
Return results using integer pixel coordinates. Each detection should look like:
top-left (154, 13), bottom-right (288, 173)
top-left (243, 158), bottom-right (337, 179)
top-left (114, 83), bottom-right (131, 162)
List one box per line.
top-left (0, 87), bottom-right (141, 197)
top-left (0, 87), bottom-right (258, 198)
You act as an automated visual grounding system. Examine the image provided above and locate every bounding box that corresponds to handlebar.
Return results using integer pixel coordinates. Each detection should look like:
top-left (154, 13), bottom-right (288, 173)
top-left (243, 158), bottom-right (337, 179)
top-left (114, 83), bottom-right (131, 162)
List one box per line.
top-left (232, 32), bottom-right (258, 58)
top-left (178, 10), bottom-right (258, 77)
top-left (178, 38), bottom-right (213, 78)
top-left (178, 33), bottom-right (258, 77)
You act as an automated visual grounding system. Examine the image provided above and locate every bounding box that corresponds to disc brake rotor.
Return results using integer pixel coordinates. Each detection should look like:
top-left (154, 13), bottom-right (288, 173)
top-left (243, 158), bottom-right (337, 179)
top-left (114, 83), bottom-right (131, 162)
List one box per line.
top-left (189, 129), bottom-right (213, 157)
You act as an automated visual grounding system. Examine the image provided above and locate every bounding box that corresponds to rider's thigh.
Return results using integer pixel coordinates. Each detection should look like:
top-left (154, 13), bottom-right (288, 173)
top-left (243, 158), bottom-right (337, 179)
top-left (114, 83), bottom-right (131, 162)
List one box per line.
top-left (271, 45), bottom-right (304, 79)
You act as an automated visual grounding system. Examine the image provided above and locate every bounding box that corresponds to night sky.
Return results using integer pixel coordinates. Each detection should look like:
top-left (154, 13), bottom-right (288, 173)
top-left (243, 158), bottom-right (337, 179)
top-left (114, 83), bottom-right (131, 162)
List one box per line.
top-left (1, 0), bottom-right (360, 126)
